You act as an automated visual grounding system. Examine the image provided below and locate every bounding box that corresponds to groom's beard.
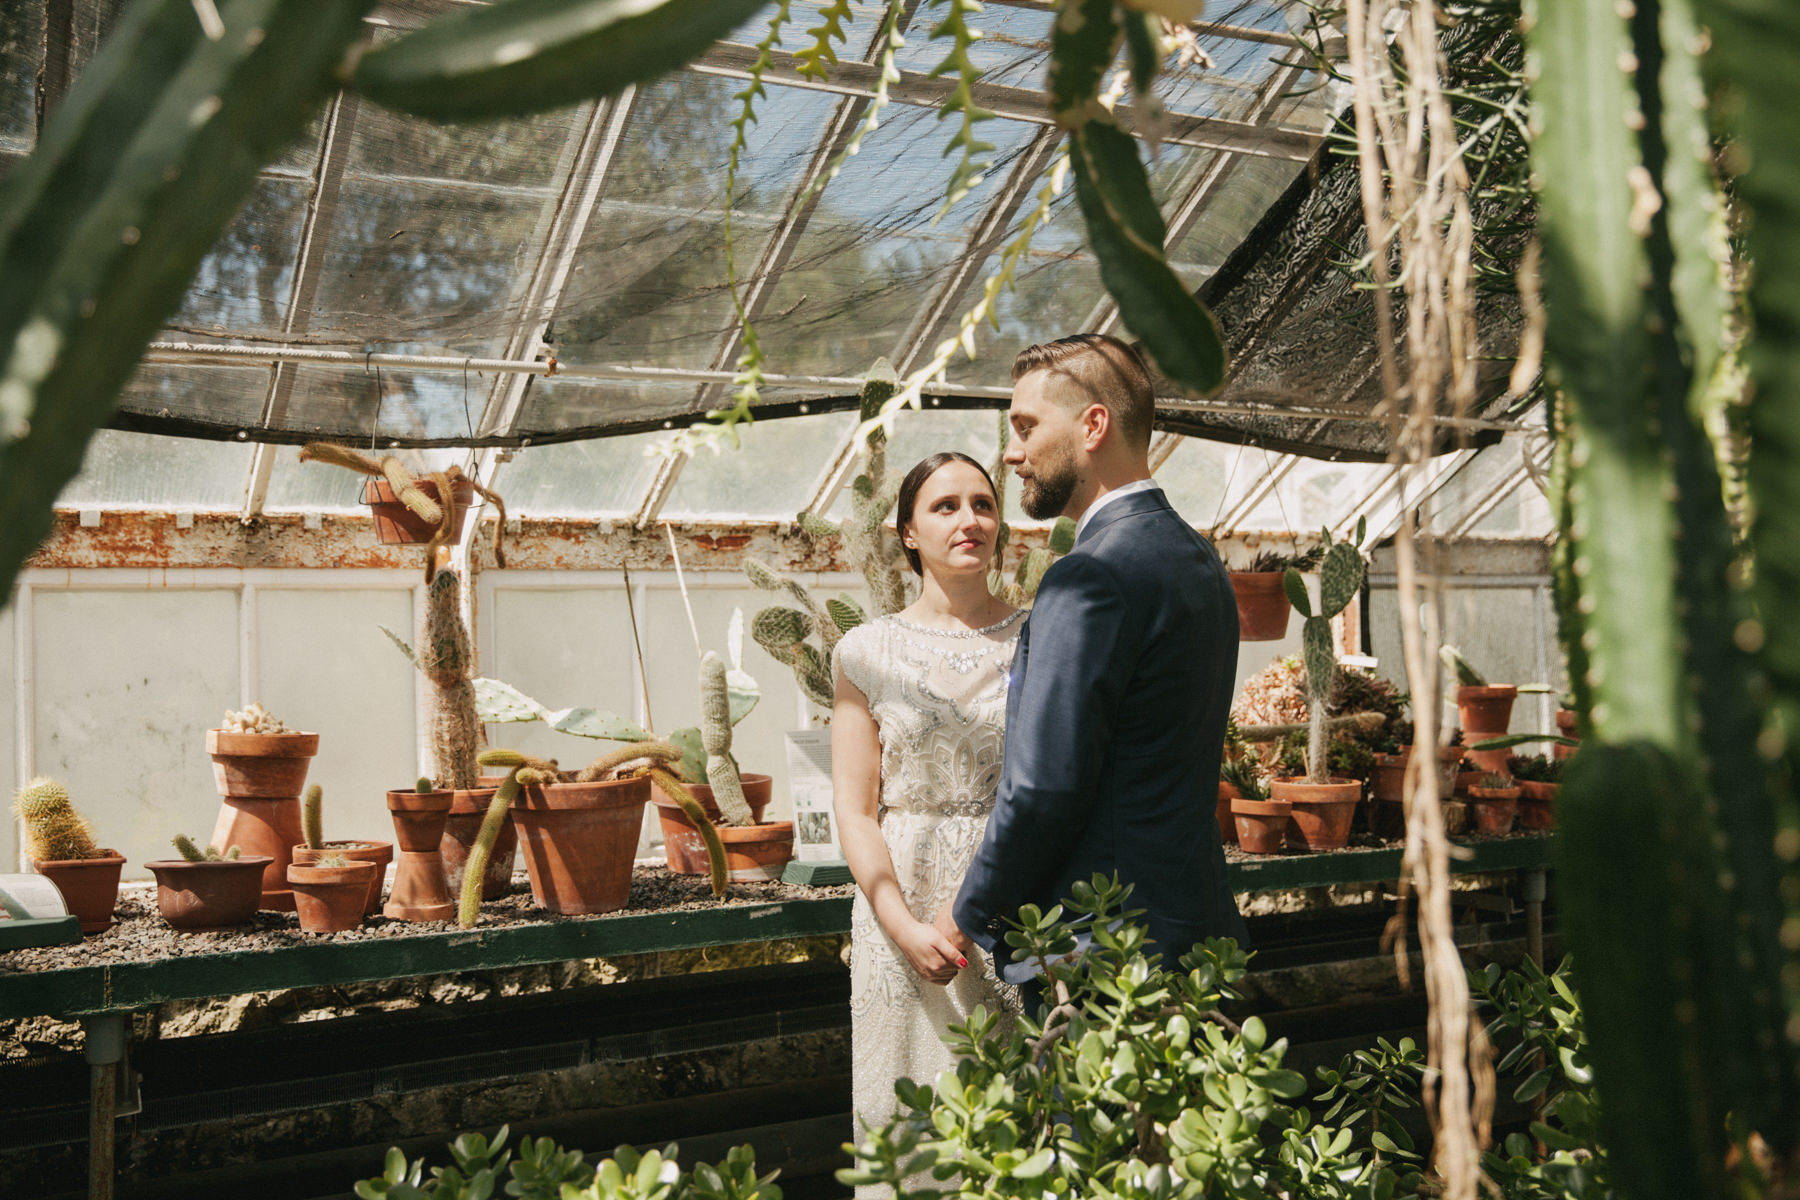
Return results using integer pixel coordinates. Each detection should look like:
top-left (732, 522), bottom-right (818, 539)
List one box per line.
top-left (1019, 444), bottom-right (1080, 520)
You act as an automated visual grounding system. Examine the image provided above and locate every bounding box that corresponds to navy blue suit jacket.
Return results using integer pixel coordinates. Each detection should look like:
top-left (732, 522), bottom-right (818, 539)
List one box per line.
top-left (953, 487), bottom-right (1248, 968)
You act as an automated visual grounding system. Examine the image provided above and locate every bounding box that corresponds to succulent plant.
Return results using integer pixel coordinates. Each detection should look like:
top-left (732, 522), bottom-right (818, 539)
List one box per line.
top-left (14, 777), bottom-right (104, 863)
top-left (172, 834), bottom-right (239, 862)
top-left (1284, 520), bottom-right (1368, 784)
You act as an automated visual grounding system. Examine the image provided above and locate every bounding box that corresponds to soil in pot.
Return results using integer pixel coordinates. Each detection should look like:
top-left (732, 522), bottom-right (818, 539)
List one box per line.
top-left (144, 856), bottom-right (272, 932)
top-left (33, 851), bottom-right (126, 934)
top-left (511, 775), bottom-right (653, 915)
top-left (717, 821), bottom-right (797, 882)
top-left (293, 841), bottom-right (393, 916)
top-left (1468, 788), bottom-right (1519, 835)
top-left (1229, 572), bottom-right (1293, 641)
top-left (650, 775), bottom-right (773, 874)
top-left (289, 861), bottom-right (379, 933)
top-left (386, 789), bottom-right (455, 922)
top-left (443, 788), bottom-right (517, 901)
top-left (1231, 799), bottom-right (1291, 854)
top-left (1270, 778), bottom-right (1361, 851)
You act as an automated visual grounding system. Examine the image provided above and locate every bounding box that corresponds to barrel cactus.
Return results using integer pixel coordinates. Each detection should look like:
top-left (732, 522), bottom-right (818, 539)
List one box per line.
top-left (14, 777), bottom-right (104, 863)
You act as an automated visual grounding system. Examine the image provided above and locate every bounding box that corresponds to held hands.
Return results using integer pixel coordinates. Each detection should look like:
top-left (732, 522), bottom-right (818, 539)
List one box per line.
top-left (890, 917), bottom-right (967, 986)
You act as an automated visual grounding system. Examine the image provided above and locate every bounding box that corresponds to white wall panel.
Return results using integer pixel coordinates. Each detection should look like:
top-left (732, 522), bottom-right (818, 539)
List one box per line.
top-left (33, 590), bottom-right (240, 879)
top-left (1370, 582), bottom-right (1561, 738)
top-left (256, 588), bottom-right (418, 850)
top-left (1, 605), bottom-right (15, 870)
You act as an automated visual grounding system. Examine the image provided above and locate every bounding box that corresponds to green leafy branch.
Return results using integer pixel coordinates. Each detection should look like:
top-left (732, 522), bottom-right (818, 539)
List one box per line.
top-left (927, 0), bottom-right (997, 218)
top-left (794, 0), bottom-right (907, 208)
top-left (793, 0), bottom-right (855, 81)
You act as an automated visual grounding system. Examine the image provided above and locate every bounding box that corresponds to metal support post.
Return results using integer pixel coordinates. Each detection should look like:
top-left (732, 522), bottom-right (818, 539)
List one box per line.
top-left (1522, 867), bottom-right (1547, 967)
top-left (80, 1012), bottom-right (126, 1200)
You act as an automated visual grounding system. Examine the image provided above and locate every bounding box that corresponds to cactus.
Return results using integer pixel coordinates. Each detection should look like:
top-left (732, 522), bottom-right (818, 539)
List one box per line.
top-left (1438, 645), bottom-right (1487, 689)
top-left (301, 447), bottom-right (507, 582)
top-left (459, 767), bottom-right (523, 928)
top-left (575, 741), bottom-right (682, 784)
top-left (14, 777), bottom-right (103, 863)
top-left (422, 569), bottom-right (481, 791)
top-left (1284, 522), bottom-right (1367, 784)
top-left (647, 767), bottom-right (730, 898)
top-left (416, 776), bottom-right (434, 794)
top-left (302, 784), bottom-right (324, 851)
top-left (699, 652), bottom-right (754, 827)
top-left (1524, 0), bottom-right (1799, 1182)
top-left (172, 834), bottom-right (206, 863)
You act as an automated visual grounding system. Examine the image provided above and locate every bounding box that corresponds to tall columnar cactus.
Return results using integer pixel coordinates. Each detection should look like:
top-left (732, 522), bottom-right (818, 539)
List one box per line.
top-left (1526, 0), bottom-right (1798, 1187)
top-left (302, 784), bottom-right (324, 851)
top-left (699, 651), bottom-right (754, 827)
top-left (422, 568), bottom-right (481, 791)
top-left (13, 777), bottom-right (102, 863)
top-left (1284, 523), bottom-right (1366, 784)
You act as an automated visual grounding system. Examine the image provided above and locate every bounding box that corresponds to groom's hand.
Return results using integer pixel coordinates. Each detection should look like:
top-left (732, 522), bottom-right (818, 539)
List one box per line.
top-left (892, 919), bottom-right (966, 985)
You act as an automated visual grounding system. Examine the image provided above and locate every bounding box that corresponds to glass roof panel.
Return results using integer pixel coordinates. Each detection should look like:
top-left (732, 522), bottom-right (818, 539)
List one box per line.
top-left (1168, 151), bottom-right (1311, 275)
top-left (499, 433), bottom-right (669, 517)
top-left (276, 364), bottom-right (492, 444)
top-left (895, 2), bottom-right (1051, 90)
top-left (344, 101), bottom-right (576, 190)
top-left (829, 407), bottom-right (1008, 520)
top-left (664, 410), bottom-right (857, 520)
top-left (121, 363), bottom-right (269, 429)
top-left (55, 430), bottom-right (249, 510)
top-left (167, 176), bottom-right (311, 340)
top-left (1233, 454), bottom-right (1390, 532)
top-left (514, 376), bottom-right (707, 432)
top-left (1467, 474), bottom-right (1554, 538)
top-left (1155, 438), bottom-right (1266, 531)
top-left (1426, 436), bottom-right (1551, 536)
top-left (263, 444), bottom-right (469, 513)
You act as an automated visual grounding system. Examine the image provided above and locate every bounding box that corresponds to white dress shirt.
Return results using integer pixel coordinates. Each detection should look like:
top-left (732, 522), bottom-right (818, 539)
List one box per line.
top-left (1073, 477), bottom-right (1161, 541)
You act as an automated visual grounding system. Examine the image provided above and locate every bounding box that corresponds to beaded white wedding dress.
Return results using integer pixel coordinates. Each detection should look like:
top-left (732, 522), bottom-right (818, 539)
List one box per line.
top-left (835, 610), bottom-right (1025, 1189)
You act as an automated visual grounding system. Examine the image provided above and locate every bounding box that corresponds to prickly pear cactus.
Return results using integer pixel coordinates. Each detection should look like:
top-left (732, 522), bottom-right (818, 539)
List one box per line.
top-left (14, 777), bottom-right (102, 863)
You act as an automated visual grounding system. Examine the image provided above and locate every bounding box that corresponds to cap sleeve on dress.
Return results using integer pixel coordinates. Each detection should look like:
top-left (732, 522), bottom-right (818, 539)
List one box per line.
top-left (833, 621), bottom-right (880, 706)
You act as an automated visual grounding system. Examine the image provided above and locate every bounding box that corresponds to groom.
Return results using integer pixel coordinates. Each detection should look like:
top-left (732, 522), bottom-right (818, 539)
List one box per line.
top-left (944, 333), bottom-right (1247, 982)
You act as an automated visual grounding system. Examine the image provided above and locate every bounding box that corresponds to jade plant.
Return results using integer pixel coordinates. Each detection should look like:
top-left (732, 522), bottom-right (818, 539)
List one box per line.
top-left (13, 777), bottom-right (105, 864)
top-left (171, 835), bottom-right (240, 862)
top-left (1283, 521), bottom-right (1368, 784)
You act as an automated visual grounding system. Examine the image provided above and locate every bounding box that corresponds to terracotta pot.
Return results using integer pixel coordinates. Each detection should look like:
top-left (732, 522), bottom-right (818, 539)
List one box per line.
top-left (33, 852), bottom-right (126, 935)
top-left (1400, 744), bottom-right (1464, 795)
top-left (648, 775), bottom-right (773, 874)
top-left (1468, 787), bottom-right (1520, 835)
top-left (1454, 769), bottom-right (1483, 797)
top-left (288, 861), bottom-right (378, 933)
top-left (1271, 777), bottom-right (1361, 851)
top-left (293, 841), bottom-right (393, 916)
top-left (1455, 685), bottom-right (1518, 740)
top-left (1370, 754), bottom-right (1407, 803)
top-left (511, 775), bottom-right (652, 915)
top-left (206, 730), bottom-right (320, 798)
top-left (144, 856), bottom-right (271, 932)
top-left (1231, 799), bottom-right (1291, 854)
top-left (1555, 708), bottom-right (1580, 760)
top-left (1215, 781), bottom-right (1240, 845)
top-left (362, 476), bottom-right (474, 545)
top-left (442, 787), bottom-right (518, 901)
top-left (717, 821), bottom-right (797, 882)
top-left (385, 789), bottom-right (455, 921)
top-left (1518, 780), bottom-right (1558, 831)
top-left (1229, 571), bottom-right (1293, 642)
top-left (211, 796), bottom-right (303, 911)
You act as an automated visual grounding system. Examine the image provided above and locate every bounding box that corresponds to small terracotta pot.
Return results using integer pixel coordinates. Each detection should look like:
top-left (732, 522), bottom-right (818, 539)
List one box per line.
top-left (1455, 685), bottom-right (1518, 740)
top-left (293, 841), bottom-right (393, 916)
top-left (1468, 786), bottom-right (1520, 835)
top-left (1229, 571), bottom-right (1293, 642)
top-left (1232, 798), bottom-right (1291, 854)
top-left (1215, 781), bottom-right (1240, 845)
top-left (1454, 769), bottom-right (1485, 798)
top-left (1518, 780), bottom-right (1557, 831)
top-left (442, 787), bottom-right (518, 901)
top-left (33, 852), bottom-right (126, 935)
top-left (1554, 708), bottom-right (1579, 760)
top-left (717, 821), bottom-right (797, 882)
top-left (511, 775), bottom-right (652, 915)
top-left (206, 730), bottom-right (320, 799)
top-left (145, 856), bottom-right (272, 932)
top-left (288, 861), bottom-right (378, 933)
top-left (648, 775), bottom-right (773, 874)
top-left (1271, 777), bottom-right (1361, 851)
top-left (362, 476), bottom-right (474, 545)
top-left (385, 789), bottom-right (455, 921)
top-left (1370, 754), bottom-right (1407, 803)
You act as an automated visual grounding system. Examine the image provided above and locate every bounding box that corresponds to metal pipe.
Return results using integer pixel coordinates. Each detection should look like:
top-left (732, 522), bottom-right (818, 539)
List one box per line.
top-left (80, 1012), bottom-right (126, 1200)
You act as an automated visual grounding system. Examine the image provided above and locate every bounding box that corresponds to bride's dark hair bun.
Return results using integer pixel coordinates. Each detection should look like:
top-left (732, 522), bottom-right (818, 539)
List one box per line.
top-left (895, 451), bottom-right (1001, 576)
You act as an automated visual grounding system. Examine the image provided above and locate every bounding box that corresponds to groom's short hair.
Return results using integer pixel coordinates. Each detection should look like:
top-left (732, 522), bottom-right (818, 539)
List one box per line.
top-left (1011, 333), bottom-right (1155, 452)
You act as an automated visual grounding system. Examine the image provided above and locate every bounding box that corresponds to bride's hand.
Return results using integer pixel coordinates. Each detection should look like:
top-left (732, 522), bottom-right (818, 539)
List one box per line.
top-left (889, 918), bottom-right (967, 985)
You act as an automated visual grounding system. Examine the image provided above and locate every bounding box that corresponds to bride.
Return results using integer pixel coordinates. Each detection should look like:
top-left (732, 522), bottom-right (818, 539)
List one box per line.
top-left (831, 450), bottom-right (1025, 1162)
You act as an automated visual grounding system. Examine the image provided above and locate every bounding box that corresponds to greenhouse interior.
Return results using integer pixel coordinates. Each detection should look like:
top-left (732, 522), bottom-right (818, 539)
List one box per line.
top-left (0, 0), bottom-right (1791, 1198)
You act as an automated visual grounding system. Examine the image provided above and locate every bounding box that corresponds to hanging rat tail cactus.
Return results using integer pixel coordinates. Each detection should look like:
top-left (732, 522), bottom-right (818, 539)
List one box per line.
top-left (14, 777), bottom-right (103, 863)
top-left (700, 652), bottom-right (754, 827)
top-left (459, 756), bottom-right (524, 929)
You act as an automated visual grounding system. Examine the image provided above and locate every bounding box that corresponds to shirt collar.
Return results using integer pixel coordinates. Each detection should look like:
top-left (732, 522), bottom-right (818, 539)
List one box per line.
top-left (1073, 478), bottom-right (1160, 541)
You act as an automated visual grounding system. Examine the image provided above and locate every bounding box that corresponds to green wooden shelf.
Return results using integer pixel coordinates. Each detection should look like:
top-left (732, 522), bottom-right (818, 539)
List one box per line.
top-left (0, 835), bottom-right (1552, 1020)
